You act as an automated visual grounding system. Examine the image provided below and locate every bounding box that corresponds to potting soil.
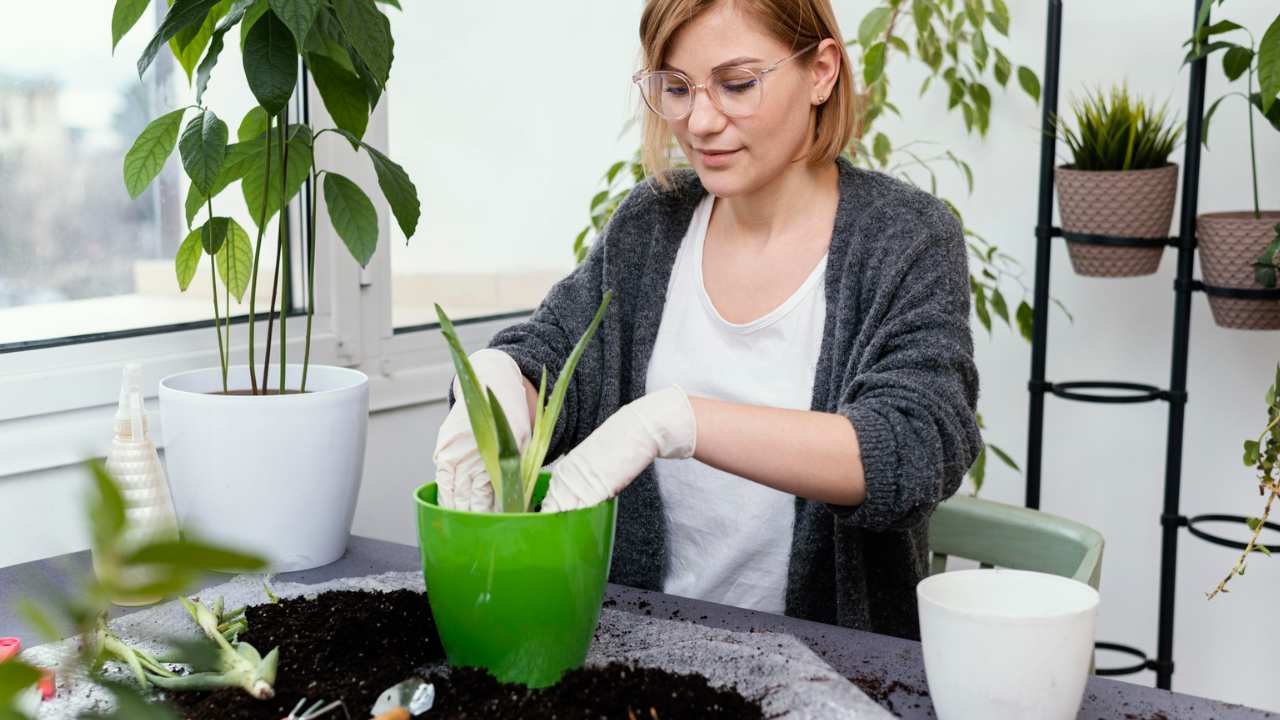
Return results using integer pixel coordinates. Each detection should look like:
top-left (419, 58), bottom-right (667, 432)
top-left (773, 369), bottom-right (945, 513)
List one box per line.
top-left (22, 571), bottom-right (891, 719)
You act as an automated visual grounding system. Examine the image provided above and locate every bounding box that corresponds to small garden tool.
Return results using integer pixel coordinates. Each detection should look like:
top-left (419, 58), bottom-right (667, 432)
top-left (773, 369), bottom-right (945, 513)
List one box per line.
top-left (370, 677), bottom-right (434, 719)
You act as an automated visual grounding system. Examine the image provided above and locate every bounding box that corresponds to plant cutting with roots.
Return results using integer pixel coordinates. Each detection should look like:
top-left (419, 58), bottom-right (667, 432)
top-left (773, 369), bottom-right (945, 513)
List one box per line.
top-left (435, 292), bottom-right (614, 513)
top-left (1208, 365), bottom-right (1280, 599)
top-left (117, 0), bottom-right (420, 396)
top-left (0, 461), bottom-right (272, 719)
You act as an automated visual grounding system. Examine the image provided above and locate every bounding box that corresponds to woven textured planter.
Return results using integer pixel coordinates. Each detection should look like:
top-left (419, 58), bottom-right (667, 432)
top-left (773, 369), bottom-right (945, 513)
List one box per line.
top-left (1055, 164), bottom-right (1179, 277)
top-left (1197, 211), bottom-right (1280, 330)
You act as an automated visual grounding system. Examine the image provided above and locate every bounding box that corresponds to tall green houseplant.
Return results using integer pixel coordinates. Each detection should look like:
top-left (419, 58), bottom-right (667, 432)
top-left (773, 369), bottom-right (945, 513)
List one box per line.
top-left (116, 0), bottom-right (421, 394)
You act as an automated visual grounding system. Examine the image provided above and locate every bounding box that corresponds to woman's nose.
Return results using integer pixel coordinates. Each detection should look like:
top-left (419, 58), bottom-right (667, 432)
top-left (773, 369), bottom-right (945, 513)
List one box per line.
top-left (686, 88), bottom-right (727, 135)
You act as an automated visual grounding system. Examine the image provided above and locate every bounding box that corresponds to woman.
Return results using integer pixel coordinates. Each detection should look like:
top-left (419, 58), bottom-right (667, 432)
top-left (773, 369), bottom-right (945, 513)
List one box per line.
top-left (432, 0), bottom-right (982, 640)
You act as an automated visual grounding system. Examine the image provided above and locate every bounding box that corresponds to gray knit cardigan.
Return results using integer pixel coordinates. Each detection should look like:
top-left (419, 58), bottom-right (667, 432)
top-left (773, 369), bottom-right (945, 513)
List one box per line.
top-left (480, 155), bottom-right (982, 639)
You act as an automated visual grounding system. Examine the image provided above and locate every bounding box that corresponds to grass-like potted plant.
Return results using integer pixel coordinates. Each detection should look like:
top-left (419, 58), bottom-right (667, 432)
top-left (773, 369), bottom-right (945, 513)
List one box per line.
top-left (1053, 83), bottom-right (1184, 277)
top-left (414, 293), bottom-right (616, 688)
top-left (1188, 6), bottom-right (1280, 330)
top-left (114, 0), bottom-right (420, 571)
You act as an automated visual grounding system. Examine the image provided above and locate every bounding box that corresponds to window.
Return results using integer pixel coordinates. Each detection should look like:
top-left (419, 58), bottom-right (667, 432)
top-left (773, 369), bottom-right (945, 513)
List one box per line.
top-left (0, 1), bottom-right (300, 351)
top-left (385, 1), bottom-right (644, 328)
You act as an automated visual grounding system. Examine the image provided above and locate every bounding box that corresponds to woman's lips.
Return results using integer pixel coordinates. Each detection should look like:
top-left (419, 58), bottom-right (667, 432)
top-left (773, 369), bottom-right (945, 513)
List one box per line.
top-left (697, 148), bottom-right (741, 167)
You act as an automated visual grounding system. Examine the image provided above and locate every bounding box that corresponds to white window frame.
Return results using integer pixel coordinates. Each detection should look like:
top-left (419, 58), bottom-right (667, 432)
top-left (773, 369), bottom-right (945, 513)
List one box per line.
top-left (0, 78), bottom-right (531, 479)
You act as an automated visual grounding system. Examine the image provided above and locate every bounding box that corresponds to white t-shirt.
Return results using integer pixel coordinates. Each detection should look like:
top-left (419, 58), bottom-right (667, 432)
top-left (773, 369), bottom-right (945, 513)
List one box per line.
top-left (645, 192), bottom-right (829, 614)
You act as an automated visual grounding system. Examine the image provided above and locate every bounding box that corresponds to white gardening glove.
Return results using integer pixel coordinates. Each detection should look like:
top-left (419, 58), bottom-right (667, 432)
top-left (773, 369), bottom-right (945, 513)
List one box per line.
top-left (541, 385), bottom-right (697, 513)
top-left (433, 349), bottom-right (532, 512)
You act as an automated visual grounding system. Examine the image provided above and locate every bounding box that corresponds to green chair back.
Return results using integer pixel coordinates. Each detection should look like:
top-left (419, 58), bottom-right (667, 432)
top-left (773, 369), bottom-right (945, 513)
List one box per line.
top-left (928, 493), bottom-right (1104, 590)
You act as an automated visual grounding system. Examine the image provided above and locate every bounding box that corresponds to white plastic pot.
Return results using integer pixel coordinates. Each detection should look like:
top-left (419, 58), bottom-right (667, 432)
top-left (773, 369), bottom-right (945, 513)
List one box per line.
top-left (159, 364), bottom-right (369, 572)
top-left (917, 568), bottom-right (1099, 720)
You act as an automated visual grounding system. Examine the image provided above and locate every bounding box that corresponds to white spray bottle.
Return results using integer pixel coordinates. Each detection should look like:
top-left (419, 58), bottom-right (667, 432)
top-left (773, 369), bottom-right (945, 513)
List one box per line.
top-left (92, 363), bottom-right (180, 606)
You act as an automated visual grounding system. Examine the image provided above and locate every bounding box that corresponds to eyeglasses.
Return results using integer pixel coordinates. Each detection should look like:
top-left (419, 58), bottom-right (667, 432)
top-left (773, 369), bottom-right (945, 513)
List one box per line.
top-left (632, 41), bottom-right (820, 120)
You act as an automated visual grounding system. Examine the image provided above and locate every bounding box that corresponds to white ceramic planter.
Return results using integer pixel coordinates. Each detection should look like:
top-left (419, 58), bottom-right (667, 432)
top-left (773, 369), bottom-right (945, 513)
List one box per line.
top-left (159, 364), bottom-right (369, 572)
top-left (917, 568), bottom-right (1099, 720)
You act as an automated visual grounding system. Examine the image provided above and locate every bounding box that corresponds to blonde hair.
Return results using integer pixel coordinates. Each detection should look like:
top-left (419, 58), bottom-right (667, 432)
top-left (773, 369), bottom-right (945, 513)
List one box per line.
top-left (637, 0), bottom-right (856, 189)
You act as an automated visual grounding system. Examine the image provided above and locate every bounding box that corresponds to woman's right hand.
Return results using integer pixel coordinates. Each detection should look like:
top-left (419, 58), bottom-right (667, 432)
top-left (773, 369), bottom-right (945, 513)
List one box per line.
top-left (433, 349), bottom-right (533, 512)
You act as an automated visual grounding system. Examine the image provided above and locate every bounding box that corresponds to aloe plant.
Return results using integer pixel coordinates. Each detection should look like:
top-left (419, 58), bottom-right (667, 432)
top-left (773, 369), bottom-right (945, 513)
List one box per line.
top-left (1054, 84), bottom-right (1184, 171)
top-left (435, 291), bottom-right (614, 513)
top-left (116, 0), bottom-right (420, 395)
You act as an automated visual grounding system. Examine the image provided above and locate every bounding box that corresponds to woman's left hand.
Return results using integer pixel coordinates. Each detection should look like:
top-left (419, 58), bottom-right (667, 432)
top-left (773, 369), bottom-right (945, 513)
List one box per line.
top-left (541, 385), bottom-right (698, 512)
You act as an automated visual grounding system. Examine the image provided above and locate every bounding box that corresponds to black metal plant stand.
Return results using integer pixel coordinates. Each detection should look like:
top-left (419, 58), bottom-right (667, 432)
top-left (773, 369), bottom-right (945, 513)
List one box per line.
top-left (1023, 0), bottom-right (1280, 691)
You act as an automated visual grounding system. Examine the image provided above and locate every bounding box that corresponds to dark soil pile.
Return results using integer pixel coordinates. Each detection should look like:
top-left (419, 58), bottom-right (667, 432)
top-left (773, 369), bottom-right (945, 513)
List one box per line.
top-left (166, 589), bottom-right (443, 719)
top-left (423, 662), bottom-right (763, 719)
top-left (163, 589), bottom-right (762, 720)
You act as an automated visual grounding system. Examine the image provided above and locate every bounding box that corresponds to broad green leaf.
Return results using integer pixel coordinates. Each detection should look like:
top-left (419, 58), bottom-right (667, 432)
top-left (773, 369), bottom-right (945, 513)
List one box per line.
top-left (964, 0), bottom-right (983, 29)
top-left (988, 0), bottom-right (1009, 36)
top-left (126, 539), bottom-right (267, 572)
top-left (1244, 440), bottom-right (1261, 465)
top-left (169, 0), bottom-right (231, 83)
top-left (240, 0), bottom-right (270, 48)
top-left (1223, 46), bottom-right (1254, 83)
top-left (873, 132), bottom-right (891, 167)
top-left (864, 42), bottom-right (886, 85)
top-left (993, 48), bottom-right (1011, 87)
top-left (1250, 92), bottom-right (1280, 132)
top-left (195, 0), bottom-right (258, 104)
top-left (243, 9), bottom-right (298, 116)
top-left (175, 228), bottom-right (203, 290)
top-left (333, 0), bottom-right (393, 88)
top-left (339, 130), bottom-right (420, 238)
top-left (123, 108), bottom-right (187, 199)
top-left (911, 0), bottom-right (932, 31)
top-left (969, 446), bottom-right (986, 493)
top-left (1260, 15), bottom-right (1280, 114)
top-left (215, 219), bottom-right (254, 301)
top-left (239, 106), bottom-right (270, 141)
top-left (138, 0), bottom-right (221, 79)
top-left (1017, 65), bottom-right (1040, 103)
top-left (179, 109), bottom-right (229, 195)
top-left (323, 172), bottom-right (379, 266)
top-left (376, 0), bottom-right (401, 8)
top-left (185, 138), bottom-right (259, 226)
top-left (112, 0), bottom-right (151, 51)
top-left (269, 0), bottom-right (321, 48)
top-left (858, 7), bottom-right (893, 48)
top-left (989, 286), bottom-right (1010, 325)
top-left (201, 216), bottom-right (230, 254)
top-left (242, 124), bottom-right (314, 227)
top-left (435, 304), bottom-right (503, 508)
top-left (306, 8), bottom-right (358, 74)
top-left (1016, 299), bottom-right (1033, 342)
top-left (308, 52), bottom-right (370, 140)
top-left (1202, 95), bottom-right (1229, 148)
top-left (88, 460), bottom-right (126, 551)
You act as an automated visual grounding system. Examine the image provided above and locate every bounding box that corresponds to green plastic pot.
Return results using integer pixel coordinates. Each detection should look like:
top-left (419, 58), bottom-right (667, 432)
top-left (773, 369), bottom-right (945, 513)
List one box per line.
top-left (414, 475), bottom-right (617, 688)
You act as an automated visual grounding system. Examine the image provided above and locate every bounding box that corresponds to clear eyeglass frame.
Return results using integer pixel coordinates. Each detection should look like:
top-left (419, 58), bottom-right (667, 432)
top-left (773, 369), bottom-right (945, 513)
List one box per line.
top-left (632, 40), bottom-right (821, 120)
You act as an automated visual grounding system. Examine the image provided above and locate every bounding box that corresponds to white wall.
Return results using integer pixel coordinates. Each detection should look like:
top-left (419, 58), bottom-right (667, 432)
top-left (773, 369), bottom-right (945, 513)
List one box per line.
top-left (3, 0), bottom-right (1278, 713)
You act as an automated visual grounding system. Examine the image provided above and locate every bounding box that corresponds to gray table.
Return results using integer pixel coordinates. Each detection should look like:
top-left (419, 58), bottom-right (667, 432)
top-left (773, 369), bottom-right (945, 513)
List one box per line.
top-left (1, 536), bottom-right (1272, 719)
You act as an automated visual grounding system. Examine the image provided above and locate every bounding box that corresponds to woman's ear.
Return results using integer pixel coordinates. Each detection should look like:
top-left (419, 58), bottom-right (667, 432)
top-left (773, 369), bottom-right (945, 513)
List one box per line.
top-left (810, 38), bottom-right (841, 104)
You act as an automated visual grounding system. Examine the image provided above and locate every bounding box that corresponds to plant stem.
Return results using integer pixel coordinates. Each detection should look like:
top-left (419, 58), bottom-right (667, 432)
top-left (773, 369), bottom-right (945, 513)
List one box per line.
top-left (279, 109), bottom-right (290, 394)
top-left (208, 201), bottom-right (228, 393)
top-left (1248, 67), bottom-right (1260, 218)
top-left (262, 117), bottom-right (287, 391)
top-left (301, 168), bottom-right (318, 392)
top-left (247, 116), bottom-right (275, 395)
